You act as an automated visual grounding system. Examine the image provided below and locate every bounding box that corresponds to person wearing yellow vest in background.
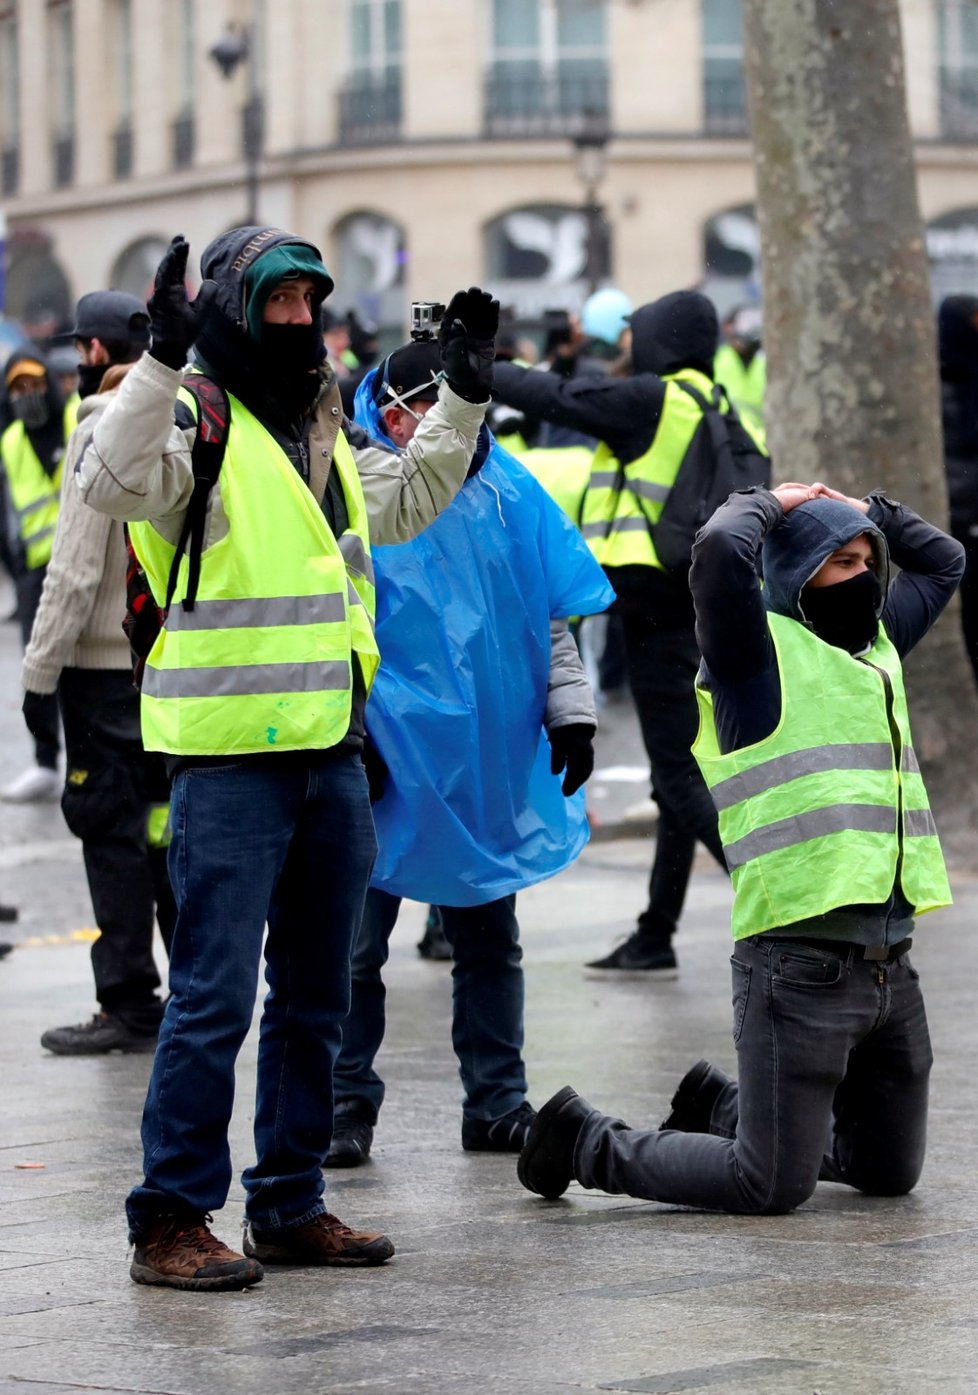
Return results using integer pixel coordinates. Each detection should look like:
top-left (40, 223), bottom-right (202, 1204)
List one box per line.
top-left (78, 227), bottom-right (496, 1293)
top-left (713, 304), bottom-right (766, 434)
top-left (0, 353), bottom-right (77, 801)
top-left (21, 292), bottom-right (178, 1058)
top-left (517, 480), bottom-right (963, 1216)
top-left (492, 291), bottom-right (768, 980)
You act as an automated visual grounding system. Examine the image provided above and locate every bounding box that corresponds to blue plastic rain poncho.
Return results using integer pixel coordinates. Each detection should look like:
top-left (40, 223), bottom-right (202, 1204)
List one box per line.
top-left (355, 372), bottom-right (614, 906)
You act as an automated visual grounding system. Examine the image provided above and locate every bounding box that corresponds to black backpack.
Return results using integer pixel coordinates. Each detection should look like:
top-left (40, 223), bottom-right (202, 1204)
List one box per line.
top-left (123, 374), bottom-right (230, 688)
top-left (648, 380), bottom-right (771, 575)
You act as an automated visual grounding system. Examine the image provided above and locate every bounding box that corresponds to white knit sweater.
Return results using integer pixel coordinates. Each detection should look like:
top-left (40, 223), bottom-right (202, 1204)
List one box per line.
top-left (22, 382), bottom-right (134, 694)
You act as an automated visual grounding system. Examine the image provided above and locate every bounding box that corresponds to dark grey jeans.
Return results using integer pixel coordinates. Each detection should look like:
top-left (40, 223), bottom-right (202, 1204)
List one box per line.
top-left (575, 934), bottom-right (933, 1213)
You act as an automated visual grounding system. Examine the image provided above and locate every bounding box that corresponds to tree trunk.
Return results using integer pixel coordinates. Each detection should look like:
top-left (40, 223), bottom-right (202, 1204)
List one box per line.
top-left (742, 0), bottom-right (978, 853)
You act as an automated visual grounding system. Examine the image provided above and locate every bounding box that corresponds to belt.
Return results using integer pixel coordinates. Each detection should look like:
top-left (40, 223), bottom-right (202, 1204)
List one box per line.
top-left (778, 936), bottom-right (913, 962)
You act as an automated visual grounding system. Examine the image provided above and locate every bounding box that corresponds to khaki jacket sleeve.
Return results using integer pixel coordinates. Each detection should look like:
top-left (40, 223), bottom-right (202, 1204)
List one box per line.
top-left (545, 620), bottom-right (598, 731)
top-left (350, 383), bottom-right (487, 545)
top-left (78, 353), bottom-right (196, 532)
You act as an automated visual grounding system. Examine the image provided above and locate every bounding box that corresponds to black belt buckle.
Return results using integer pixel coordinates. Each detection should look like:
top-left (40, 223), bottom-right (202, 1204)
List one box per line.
top-left (862, 938), bottom-right (912, 963)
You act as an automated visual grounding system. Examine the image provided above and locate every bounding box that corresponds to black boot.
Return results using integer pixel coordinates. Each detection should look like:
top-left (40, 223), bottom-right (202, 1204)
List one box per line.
top-left (660, 1060), bottom-right (729, 1133)
top-left (517, 1086), bottom-right (596, 1200)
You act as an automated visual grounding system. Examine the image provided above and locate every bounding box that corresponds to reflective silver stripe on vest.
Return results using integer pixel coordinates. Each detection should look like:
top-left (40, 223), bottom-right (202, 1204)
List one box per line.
top-left (338, 532), bottom-right (375, 585)
top-left (905, 807), bottom-right (938, 837)
top-left (627, 479), bottom-right (671, 504)
top-left (165, 593), bottom-right (346, 632)
top-left (15, 497), bottom-right (53, 524)
top-left (723, 803), bottom-right (896, 872)
top-left (709, 743), bottom-right (894, 813)
top-left (141, 659), bottom-right (350, 700)
top-left (581, 516), bottom-right (649, 539)
top-left (901, 746), bottom-right (920, 774)
top-left (588, 470), bottom-right (619, 489)
top-left (22, 523), bottom-right (55, 548)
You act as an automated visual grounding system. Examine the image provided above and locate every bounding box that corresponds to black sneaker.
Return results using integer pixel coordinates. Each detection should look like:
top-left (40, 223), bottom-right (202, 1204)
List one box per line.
top-left (659, 1059), bottom-right (728, 1133)
top-left (584, 932), bottom-right (678, 979)
top-left (324, 1115), bottom-right (375, 1169)
top-left (0, 902), bottom-right (18, 923)
top-left (40, 1012), bottom-right (159, 1056)
top-left (0, 943), bottom-right (13, 960)
top-left (417, 907), bottom-right (452, 961)
top-left (461, 1100), bottom-right (537, 1153)
top-left (517, 1086), bottom-right (596, 1200)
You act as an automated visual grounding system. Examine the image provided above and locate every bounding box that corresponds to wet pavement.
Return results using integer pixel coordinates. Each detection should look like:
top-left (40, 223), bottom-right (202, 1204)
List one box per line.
top-left (1, 586), bottom-right (978, 1394)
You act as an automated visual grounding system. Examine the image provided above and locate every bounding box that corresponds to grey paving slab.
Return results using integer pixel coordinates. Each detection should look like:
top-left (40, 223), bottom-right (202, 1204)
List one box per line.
top-left (1, 600), bottom-right (978, 1394)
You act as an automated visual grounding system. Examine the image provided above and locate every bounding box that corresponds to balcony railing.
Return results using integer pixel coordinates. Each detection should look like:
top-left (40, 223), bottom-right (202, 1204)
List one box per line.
top-left (113, 123), bottom-right (133, 178)
top-left (338, 76), bottom-right (402, 145)
top-left (52, 133), bottom-right (74, 186)
top-left (484, 67), bottom-right (609, 138)
top-left (940, 74), bottom-right (978, 140)
top-left (172, 111), bottom-right (195, 168)
top-left (703, 67), bottom-right (749, 136)
top-left (1, 144), bottom-right (17, 195)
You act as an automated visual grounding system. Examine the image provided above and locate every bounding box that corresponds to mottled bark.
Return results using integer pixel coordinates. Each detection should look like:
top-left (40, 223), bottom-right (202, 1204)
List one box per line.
top-left (742, 0), bottom-right (978, 851)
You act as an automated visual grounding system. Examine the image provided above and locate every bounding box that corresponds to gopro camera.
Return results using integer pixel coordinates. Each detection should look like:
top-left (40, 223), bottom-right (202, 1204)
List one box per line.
top-left (410, 301), bottom-right (446, 343)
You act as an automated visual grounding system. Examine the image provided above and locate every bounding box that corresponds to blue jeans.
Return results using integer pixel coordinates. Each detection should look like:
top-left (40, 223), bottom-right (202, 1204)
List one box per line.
top-left (125, 753), bottom-right (377, 1240)
top-left (333, 890), bottom-right (528, 1124)
top-left (575, 934), bottom-right (932, 1213)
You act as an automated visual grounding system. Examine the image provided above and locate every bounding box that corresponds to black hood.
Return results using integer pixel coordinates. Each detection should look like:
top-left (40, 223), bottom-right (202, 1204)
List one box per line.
top-left (193, 226), bottom-right (330, 431)
top-left (198, 225), bottom-right (333, 335)
top-left (629, 291), bottom-right (719, 378)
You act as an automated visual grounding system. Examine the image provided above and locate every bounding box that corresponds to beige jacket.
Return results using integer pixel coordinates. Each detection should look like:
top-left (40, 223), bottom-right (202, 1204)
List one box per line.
top-left (22, 369), bottom-right (136, 694)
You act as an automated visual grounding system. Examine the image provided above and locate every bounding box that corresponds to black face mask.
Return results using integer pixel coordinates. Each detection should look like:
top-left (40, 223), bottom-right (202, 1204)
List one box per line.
top-left (10, 389), bottom-right (51, 430)
top-left (801, 568), bottom-right (883, 654)
top-left (77, 363), bottom-right (107, 399)
top-left (256, 322), bottom-right (325, 421)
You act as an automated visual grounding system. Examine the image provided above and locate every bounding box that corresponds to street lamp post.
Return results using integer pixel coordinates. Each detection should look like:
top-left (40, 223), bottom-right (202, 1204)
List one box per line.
top-left (573, 114), bottom-right (611, 299)
top-left (209, 25), bottom-right (262, 225)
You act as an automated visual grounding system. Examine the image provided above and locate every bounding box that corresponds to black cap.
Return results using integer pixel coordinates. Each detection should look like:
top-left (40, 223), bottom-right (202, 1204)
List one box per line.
top-left (54, 291), bottom-right (151, 347)
top-left (372, 341), bottom-right (443, 406)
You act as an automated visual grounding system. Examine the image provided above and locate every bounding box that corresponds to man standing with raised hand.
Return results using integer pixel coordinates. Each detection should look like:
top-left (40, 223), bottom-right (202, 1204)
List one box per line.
top-left (80, 226), bottom-right (497, 1292)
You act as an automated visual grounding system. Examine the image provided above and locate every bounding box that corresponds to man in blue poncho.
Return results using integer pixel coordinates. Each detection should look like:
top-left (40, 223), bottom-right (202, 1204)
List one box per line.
top-left (327, 335), bottom-right (614, 1166)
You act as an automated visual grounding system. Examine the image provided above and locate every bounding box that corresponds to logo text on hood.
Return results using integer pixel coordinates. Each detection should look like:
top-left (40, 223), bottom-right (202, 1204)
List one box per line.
top-left (230, 229), bottom-right (286, 275)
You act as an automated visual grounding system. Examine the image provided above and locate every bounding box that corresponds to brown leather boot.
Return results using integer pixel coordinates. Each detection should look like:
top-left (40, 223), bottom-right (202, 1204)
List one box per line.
top-left (130, 1214), bottom-right (264, 1291)
top-left (243, 1211), bottom-right (394, 1266)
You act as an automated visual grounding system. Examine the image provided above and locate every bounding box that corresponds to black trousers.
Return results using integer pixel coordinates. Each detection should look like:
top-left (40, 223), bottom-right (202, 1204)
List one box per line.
top-left (58, 668), bottom-right (176, 1031)
top-left (16, 566), bottom-right (59, 769)
top-left (619, 615), bottom-right (727, 933)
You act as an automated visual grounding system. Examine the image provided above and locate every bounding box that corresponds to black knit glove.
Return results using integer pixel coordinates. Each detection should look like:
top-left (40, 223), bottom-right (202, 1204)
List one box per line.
top-left (147, 236), bottom-right (218, 370)
top-left (22, 691), bottom-right (59, 751)
top-left (548, 723), bottom-right (596, 797)
top-left (439, 287), bottom-right (500, 403)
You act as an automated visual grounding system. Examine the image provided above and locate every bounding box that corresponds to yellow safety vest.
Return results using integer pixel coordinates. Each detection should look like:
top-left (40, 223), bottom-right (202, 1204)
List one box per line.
top-left (713, 344), bottom-right (766, 432)
top-left (579, 369), bottom-right (766, 570)
top-left (129, 393), bottom-right (379, 757)
top-left (0, 401), bottom-right (77, 569)
top-left (510, 444), bottom-right (593, 526)
top-left (693, 615), bottom-right (951, 939)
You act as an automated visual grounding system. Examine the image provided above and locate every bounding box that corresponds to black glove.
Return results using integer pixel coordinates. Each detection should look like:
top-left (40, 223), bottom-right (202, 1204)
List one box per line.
top-left (548, 723), bottom-right (596, 797)
top-left (22, 690), bottom-right (59, 752)
top-left (147, 236), bottom-right (218, 370)
top-left (361, 734), bottom-right (389, 804)
top-left (439, 287), bottom-right (500, 403)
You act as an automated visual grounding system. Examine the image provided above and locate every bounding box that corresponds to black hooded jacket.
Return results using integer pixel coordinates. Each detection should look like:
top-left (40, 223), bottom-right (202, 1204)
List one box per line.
top-left (492, 291), bottom-right (723, 620)
top-left (690, 486), bottom-right (964, 943)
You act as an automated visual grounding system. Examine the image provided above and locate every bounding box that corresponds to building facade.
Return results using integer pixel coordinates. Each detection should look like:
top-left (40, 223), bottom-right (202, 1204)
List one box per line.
top-left (3, 0), bottom-right (978, 342)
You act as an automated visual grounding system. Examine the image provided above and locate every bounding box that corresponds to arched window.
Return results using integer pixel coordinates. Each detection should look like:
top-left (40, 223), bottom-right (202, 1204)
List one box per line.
top-left (702, 203), bottom-right (760, 317)
top-left (484, 203), bottom-right (609, 319)
top-left (110, 236), bottom-right (170, 303)
top-left (330, 211), bottom-right (406, 348)
top-left (5, 228), bottom-right (73, 338)
top-left (927, 208), bottom-right (978, 303)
